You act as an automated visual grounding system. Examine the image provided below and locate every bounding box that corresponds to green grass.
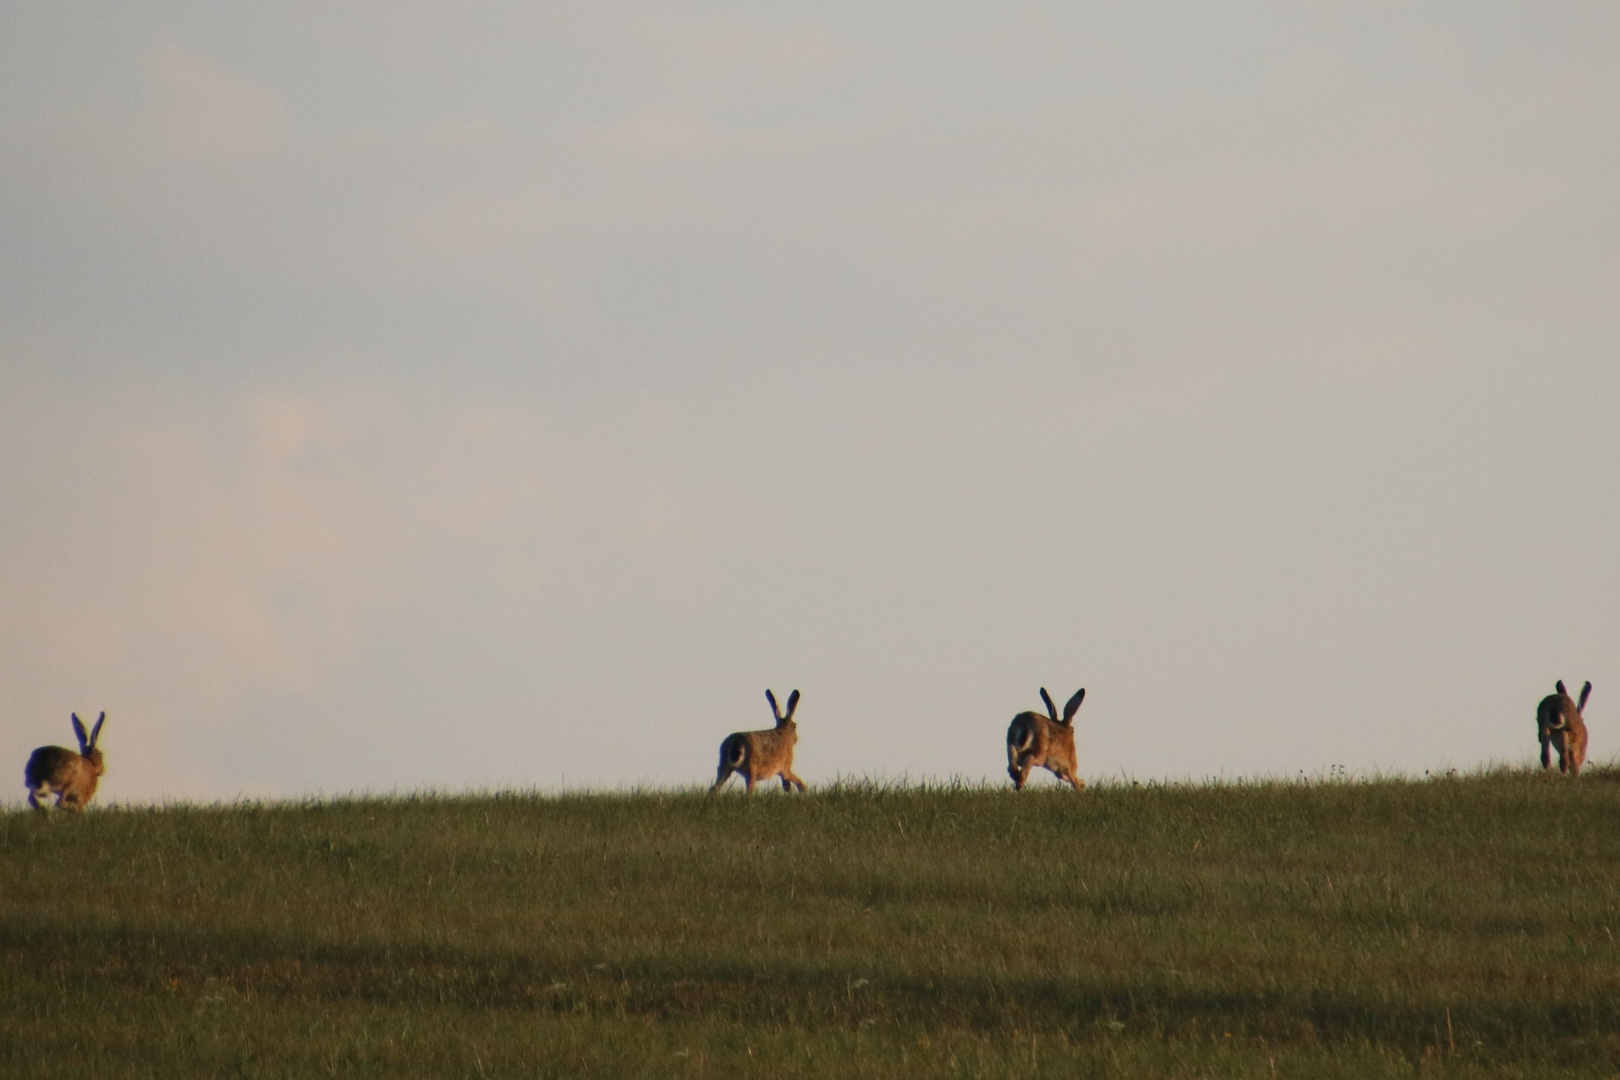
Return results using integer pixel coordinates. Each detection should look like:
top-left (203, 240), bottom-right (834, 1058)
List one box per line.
top-left (4, 769), bottom-right (1620, 1078)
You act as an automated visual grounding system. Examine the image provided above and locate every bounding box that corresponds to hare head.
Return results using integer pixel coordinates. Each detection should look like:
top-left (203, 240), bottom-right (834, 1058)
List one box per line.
top-left (711, 689), bottom-right (806, 795)
top-left (1007, 687), bottom-right (1085, 791)
top-left (766, 689), bottom-right (800, 728)
top-left (73, 712), bottom-right (107, 775)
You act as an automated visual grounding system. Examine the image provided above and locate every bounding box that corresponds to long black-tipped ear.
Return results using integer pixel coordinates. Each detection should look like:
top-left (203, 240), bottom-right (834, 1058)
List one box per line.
top-left (1557, 680), bottom-right (1568, 697)
top-left (785, 689), bottom-right (800, 721)
top-left (1063, 688), bottom-right (1086, 724)
top-left (1579, 682), bottom-right (1592, 712)
top-left (766, 689), bottom-right (782, 722)
top-left (90, 712), bottom-right (105, 747)
top-left (1039, 688), bottom-right (1058, 723)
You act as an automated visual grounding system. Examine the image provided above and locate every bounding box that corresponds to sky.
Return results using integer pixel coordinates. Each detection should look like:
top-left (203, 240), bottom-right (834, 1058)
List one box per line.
top-left (2, 2), bottom-right (1618, 802)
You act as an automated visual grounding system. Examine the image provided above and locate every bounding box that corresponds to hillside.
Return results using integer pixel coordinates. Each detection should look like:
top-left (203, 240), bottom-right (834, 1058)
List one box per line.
top-left (4, 771), bottom-right (1619, 1078)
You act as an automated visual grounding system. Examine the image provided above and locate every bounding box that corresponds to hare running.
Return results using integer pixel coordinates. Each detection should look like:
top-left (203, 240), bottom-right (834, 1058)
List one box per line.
top-left (1537, 680), bottom-right (1590, 777)
top-left (711, 689), bottom-right (806, 795)
top-left (1006, 688), bottom-right (1085, 791)
top-left (25, 712), bottom-right (107, 812)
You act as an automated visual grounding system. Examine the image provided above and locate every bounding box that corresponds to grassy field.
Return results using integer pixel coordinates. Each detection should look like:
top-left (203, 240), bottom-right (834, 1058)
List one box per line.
top-left (3, 769), bottom-right (1620, 1078)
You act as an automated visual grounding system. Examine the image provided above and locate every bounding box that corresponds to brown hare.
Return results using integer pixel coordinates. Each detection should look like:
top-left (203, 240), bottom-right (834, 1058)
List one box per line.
top-left (1537, 680), bottom-right (1590, 776)
top-left (25, 712), bottom-right (106, 812)
top-left (1006, 688), bottom-right (1085, 791)
top-left (711, 689), bottom-right (806, 795)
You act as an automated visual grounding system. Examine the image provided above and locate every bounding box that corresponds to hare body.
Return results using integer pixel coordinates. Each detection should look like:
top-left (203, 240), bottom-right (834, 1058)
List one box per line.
top-left (25, 712), bottom-right (106, 812)
top-left (1007, 688), bottom-right (1085, 791)
top-left (1537, 680), bottom-right (1590, 776)
top-left (712, 690), bottom-right (806, 795)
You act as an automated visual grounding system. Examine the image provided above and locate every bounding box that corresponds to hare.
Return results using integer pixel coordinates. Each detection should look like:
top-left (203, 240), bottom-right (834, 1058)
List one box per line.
top-left (711, 689), bottom-right (806, 795)
top-left (25, 712), bottom-right (106, 812)
top-left (1006, 688), bottom-right (1085, 791)
top-left (1537, 680), bottom-right (1590, 776)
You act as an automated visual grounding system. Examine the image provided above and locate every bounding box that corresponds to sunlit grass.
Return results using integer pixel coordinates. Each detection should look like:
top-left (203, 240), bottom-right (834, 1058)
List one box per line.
top-left (3, 768), bottom-right (1619, 1077)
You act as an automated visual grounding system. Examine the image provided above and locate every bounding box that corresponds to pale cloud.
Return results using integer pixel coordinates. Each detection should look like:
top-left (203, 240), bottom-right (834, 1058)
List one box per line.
top-left (1059, 157), bottom-right (1560, 253)
top-left (151, 40), bottom-right (284, 161)
top-left (595, 105), bottom-right (719, 159)
top-left (406, 192), bottom-right (555, 260)
top-left (688, 17), bottom-right (847, 79)
top-left (601, 10), bottom-right (850, 99)
top-left (414, 109), bottom-right (513, 151)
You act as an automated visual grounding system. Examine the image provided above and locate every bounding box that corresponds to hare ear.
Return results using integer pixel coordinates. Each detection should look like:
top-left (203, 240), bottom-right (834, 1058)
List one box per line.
top-left (1063, 688), bottom-right (1086, 723)
top-left (71, 713), bottom-right (88, 748)
top-left (1579, 682), bottom-right (1592, 712)
top-left (90, 712), bottom-right (105, 747)
top-left (1556, 680), bottom-right (1568, 697)
top-left (784, 689), bottom-right (800, 721)
top-left (766, 689), bottom-right (781, 722)
top-left (1039, 688), bottom-right (1058, 723)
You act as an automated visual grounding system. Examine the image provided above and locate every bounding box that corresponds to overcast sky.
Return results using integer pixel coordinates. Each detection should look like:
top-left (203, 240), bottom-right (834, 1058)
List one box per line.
top-left (3, 3), bottom-right (1617, 802)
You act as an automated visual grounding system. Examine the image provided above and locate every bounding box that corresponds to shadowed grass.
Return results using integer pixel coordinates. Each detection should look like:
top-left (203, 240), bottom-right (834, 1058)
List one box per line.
top-left (3, 768), bottom-right (1619, 1077)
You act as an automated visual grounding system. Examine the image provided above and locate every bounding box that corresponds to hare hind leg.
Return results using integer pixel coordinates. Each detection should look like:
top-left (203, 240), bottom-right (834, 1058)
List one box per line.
top-left (27, 784), bottom-right (54, 811)
top-left (1006, 739), bottom-right (1028, 788)
top-left (712, 736), bottom-right (749, 793)
top-left (1052, 765), bottom-right (1083, 791)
